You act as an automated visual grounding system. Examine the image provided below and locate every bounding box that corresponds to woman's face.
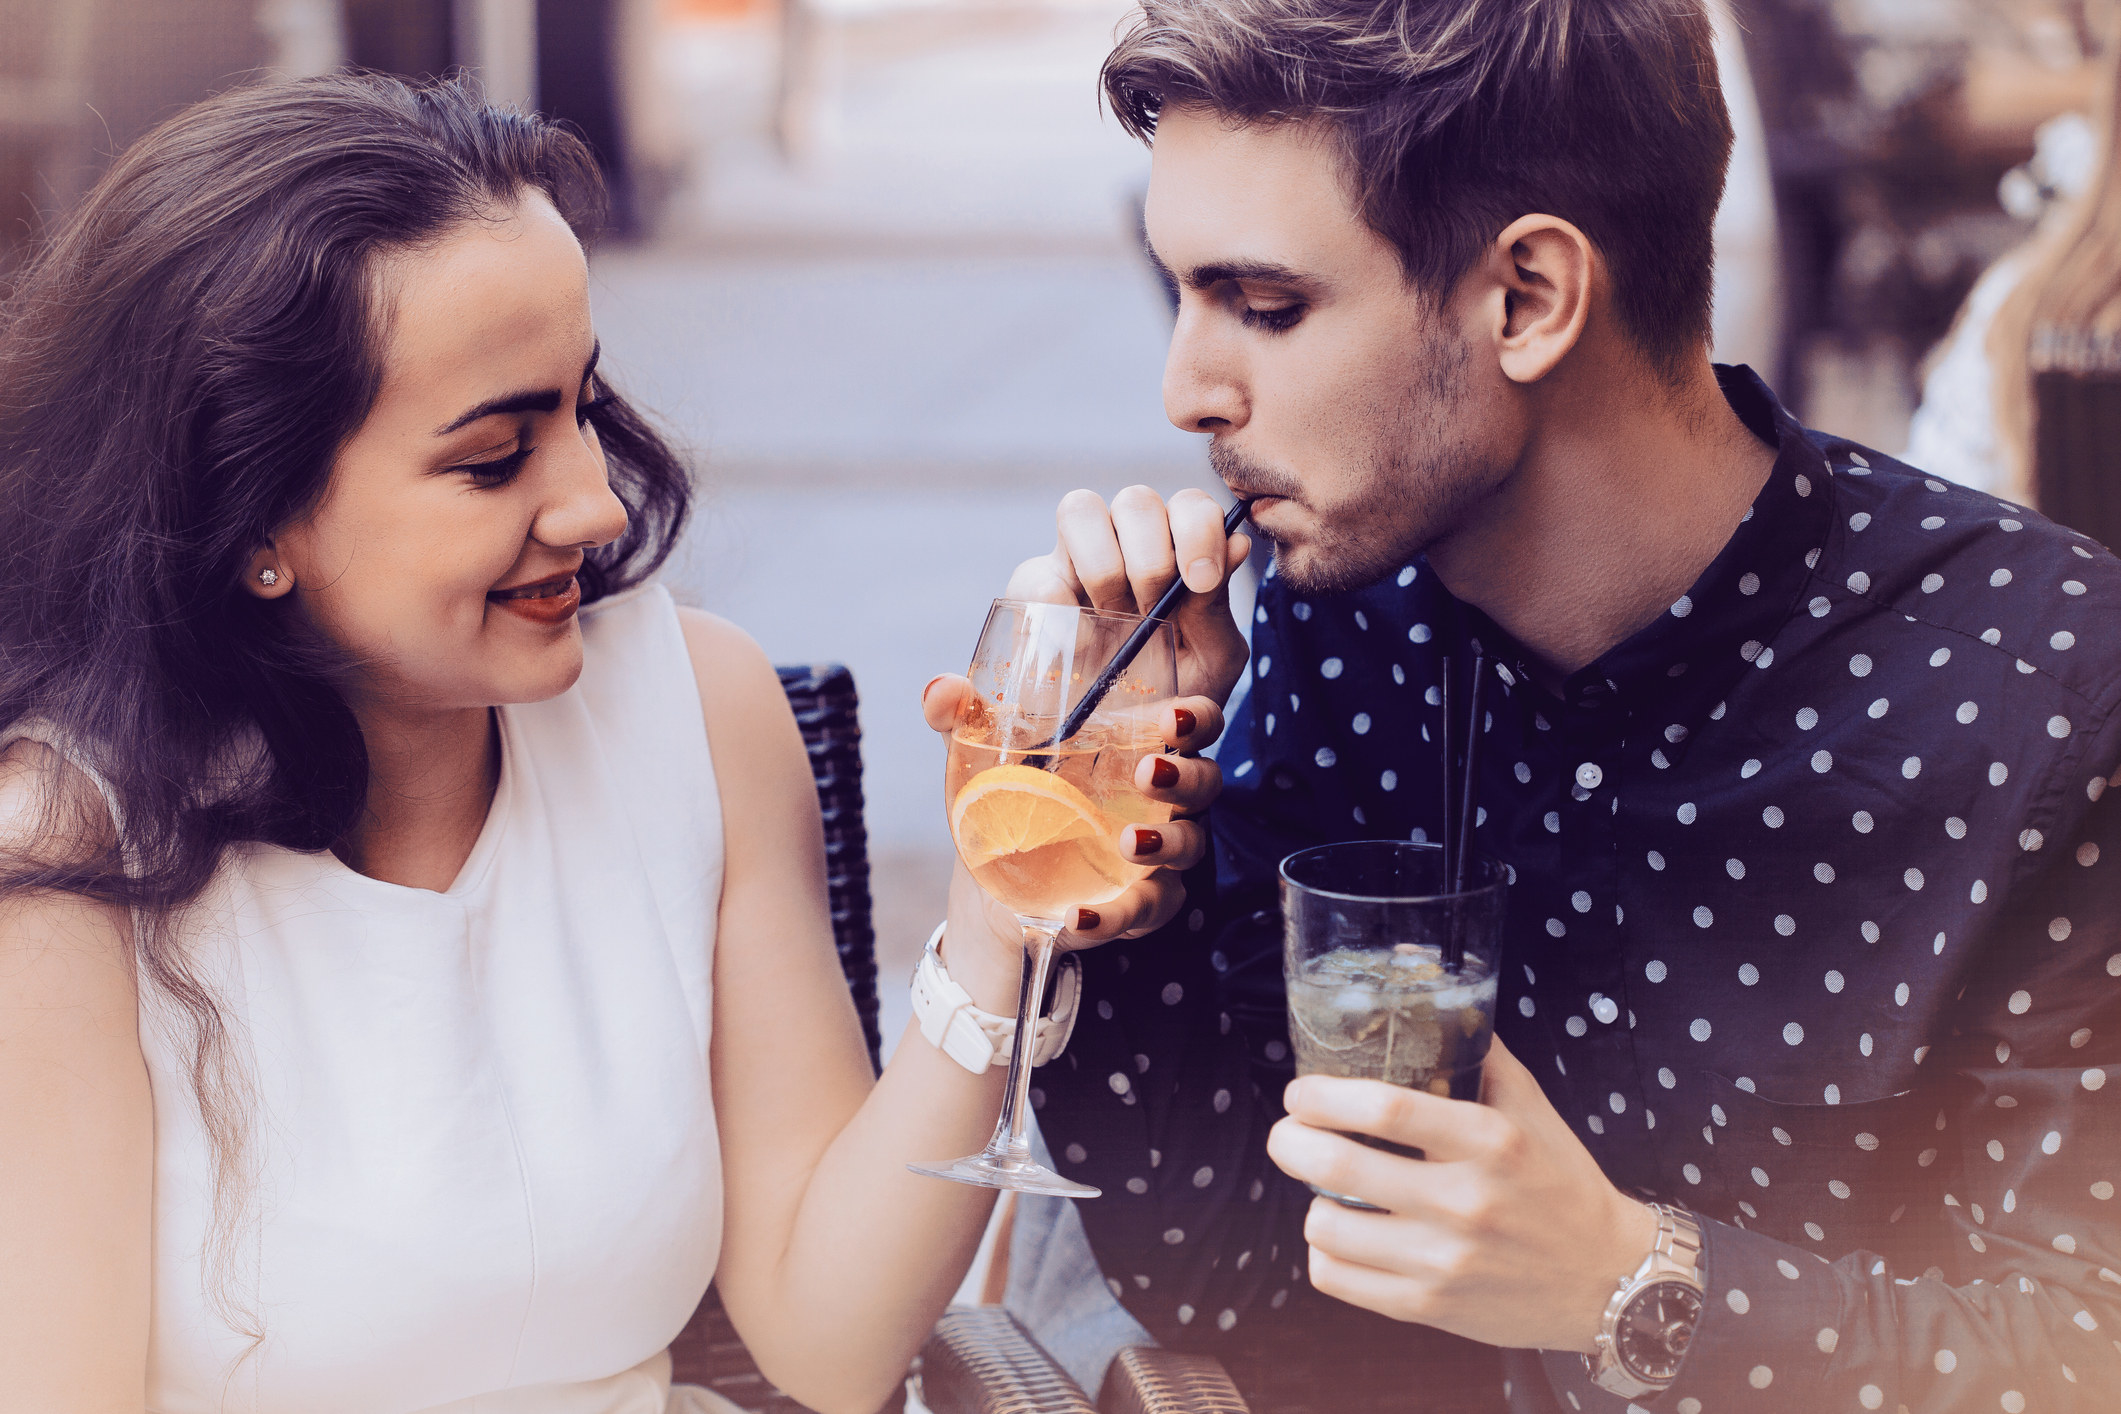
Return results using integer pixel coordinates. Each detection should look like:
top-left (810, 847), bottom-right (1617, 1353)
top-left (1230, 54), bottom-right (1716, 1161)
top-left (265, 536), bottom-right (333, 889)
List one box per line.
top-left (267, 193), bottom-right (628, 713)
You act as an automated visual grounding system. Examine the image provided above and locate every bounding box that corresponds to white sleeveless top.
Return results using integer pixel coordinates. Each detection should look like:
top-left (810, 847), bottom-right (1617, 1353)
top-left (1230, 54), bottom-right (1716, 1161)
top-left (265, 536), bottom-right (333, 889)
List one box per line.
top-left (12, 585), bottom-right (728, 1414)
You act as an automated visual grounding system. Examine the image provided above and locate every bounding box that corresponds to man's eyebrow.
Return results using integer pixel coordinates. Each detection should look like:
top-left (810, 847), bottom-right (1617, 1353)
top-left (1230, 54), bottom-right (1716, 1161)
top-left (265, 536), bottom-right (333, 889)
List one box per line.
top-left (433, 341), bottom-right (603, 437)
top-left (1144, 242), bottom-right (1315, 292)
top-left (1185, 259), bottom-right (1314, 289)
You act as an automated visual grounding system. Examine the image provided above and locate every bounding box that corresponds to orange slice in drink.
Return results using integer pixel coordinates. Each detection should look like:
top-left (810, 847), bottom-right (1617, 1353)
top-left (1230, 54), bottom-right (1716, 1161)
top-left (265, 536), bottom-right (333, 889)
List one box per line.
top-left (950, 764), bottom-right (1108, 871)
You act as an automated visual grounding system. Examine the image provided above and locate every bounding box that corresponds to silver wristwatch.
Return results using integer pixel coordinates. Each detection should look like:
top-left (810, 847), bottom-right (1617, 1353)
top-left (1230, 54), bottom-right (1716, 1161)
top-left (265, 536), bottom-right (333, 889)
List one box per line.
top-left (1585, 1202), bottom-right (1706, 1399)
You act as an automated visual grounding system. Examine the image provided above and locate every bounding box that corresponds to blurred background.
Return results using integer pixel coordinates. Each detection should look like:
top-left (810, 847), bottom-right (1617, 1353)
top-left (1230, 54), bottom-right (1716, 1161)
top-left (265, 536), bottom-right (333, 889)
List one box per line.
top-left (3, 0), bottom-right (2115, 1035)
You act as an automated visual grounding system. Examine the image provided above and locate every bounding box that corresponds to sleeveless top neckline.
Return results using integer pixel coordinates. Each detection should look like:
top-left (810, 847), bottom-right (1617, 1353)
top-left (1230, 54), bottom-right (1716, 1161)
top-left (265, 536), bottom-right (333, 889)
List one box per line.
top-left (315, 708), bottom-right (515, 902)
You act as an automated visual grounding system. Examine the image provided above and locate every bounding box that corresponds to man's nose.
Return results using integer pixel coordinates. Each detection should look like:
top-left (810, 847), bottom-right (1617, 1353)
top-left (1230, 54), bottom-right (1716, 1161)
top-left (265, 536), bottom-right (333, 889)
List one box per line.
top-left (1162, 307), bottom-right (1247, 434)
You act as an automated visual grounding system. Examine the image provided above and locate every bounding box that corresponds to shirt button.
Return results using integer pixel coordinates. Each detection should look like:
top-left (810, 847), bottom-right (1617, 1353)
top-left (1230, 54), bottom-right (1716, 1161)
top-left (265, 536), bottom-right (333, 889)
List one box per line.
top-left (1576, 762), bottom-right (1604, 791)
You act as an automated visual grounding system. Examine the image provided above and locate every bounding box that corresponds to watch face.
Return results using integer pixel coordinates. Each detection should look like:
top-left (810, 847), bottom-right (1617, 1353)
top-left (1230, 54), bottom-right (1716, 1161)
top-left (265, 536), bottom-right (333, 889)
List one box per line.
top-left (1616, 1280), bottom-right (1703, 1384)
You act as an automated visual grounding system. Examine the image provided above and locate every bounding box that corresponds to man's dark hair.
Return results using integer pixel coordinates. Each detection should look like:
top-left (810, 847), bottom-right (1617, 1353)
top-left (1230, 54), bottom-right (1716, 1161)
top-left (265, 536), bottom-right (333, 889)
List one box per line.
top-left (1103, 0), bottom-right (1735, 374)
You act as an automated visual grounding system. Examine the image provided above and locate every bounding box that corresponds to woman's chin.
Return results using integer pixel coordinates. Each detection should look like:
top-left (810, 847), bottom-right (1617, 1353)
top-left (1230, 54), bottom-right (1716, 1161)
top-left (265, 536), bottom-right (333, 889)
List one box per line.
top-left (475, 636), bottom-right (587, 707)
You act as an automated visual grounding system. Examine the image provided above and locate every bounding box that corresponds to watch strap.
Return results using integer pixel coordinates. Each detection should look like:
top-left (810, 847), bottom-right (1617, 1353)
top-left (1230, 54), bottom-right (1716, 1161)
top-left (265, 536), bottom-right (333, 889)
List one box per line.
top-left (1585, 1202), bottom-right (1705, 1398)
top-left (910, 922), bottom-right (1081, 1074)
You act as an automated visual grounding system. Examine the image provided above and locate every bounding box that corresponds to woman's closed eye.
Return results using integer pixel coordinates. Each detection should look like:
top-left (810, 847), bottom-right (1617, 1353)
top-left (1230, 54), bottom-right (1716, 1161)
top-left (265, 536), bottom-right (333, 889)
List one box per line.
top-left (451, 442), bottom-right (534, 487)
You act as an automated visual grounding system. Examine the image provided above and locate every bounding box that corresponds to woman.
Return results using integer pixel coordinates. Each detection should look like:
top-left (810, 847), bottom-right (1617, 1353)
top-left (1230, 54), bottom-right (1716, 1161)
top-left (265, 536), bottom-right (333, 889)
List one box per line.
top-left (0, 75), bottom-right (1216, 1414)
top-left (1907, 2), bottom-right (2121, 550)
top-left (1985, 6), bottom-right (2121, 552)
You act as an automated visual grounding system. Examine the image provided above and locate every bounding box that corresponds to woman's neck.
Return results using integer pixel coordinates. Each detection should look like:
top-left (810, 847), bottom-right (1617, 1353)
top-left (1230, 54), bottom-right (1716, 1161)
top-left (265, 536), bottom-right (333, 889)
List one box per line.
top-left (335, 701), bottom-right (500, 891)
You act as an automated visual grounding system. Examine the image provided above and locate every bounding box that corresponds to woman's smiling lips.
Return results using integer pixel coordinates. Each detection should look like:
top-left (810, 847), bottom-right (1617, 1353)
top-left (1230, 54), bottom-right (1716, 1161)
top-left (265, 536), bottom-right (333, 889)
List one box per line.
top-left (488, 570), bottom-right (581, 626)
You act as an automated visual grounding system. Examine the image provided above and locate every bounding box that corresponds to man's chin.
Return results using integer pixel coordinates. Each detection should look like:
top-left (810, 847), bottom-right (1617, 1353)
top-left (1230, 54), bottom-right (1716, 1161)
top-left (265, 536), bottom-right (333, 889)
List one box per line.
top-left (1266, 534), bottom-right (1416, 596)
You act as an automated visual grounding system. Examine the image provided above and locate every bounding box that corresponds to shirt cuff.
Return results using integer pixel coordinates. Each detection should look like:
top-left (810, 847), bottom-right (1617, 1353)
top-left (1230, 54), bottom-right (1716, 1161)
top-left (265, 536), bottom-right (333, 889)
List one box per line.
top-left (1663, 1216), bottom-right (1842, 1409)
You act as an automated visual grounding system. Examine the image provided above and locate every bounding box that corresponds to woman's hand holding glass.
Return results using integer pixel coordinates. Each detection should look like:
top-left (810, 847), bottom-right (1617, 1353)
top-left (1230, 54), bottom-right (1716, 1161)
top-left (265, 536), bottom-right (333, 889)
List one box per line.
top-left (920, 681), bottom-right (1225, 1015)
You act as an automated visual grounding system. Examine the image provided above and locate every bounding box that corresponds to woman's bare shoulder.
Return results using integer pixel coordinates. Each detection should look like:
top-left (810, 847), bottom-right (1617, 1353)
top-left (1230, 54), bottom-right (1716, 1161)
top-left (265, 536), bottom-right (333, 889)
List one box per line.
top-left (671, 607), bottom-right (798, 743)
top-left (670, 607), bottom-right (819, 855)
top-left (0, 736), bottom-right (117, 870)
top-left (0, 739), bottom-right (133, 1006)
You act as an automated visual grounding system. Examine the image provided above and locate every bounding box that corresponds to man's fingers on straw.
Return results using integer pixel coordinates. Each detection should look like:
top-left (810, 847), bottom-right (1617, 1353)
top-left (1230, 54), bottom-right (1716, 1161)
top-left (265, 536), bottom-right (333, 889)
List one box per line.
top-left (1111, 484), bottom-right (1180, 613)
top-left (1055, 490), bottom-right (1136, 614)
top-left (1169, 488), bottom-right (1232, 593)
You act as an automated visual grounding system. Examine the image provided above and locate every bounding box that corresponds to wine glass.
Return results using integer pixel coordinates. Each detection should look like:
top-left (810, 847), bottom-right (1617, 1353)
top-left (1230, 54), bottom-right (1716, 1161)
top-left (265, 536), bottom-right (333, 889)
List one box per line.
top-left (909, 599), bottom-right (1179, 1197)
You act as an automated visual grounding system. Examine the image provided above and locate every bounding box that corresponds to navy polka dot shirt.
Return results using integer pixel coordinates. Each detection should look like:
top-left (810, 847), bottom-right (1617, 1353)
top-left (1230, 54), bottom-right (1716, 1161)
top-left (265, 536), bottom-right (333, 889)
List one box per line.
top-left (1033, 369), bottom-right (2121, 1413)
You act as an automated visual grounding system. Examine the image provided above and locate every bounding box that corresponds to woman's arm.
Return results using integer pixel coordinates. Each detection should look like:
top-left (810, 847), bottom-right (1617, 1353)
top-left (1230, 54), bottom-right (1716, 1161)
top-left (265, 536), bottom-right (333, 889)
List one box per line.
top-left (685, 612), bottom-right (1005, 1414)
top-left (0, 742), bottom-right (152, 1414)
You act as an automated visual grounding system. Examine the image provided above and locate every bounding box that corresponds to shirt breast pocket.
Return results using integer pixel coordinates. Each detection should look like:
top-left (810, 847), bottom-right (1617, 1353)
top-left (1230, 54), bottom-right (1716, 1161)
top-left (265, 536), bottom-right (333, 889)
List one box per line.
top-left (1701, 1073), bottom-right (1936, 1263)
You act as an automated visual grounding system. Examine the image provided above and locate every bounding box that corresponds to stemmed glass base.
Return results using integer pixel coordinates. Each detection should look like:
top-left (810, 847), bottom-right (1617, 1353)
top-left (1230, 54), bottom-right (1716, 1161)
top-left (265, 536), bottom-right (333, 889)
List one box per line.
top-left (908, 919), bottom-right (1102, 1199)
top-left (906, 1151), bottom-right (1101, 1199)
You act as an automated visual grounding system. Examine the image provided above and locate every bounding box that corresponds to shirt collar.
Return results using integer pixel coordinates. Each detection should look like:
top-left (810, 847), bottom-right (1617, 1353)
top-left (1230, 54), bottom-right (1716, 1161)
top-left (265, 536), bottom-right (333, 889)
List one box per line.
top-left (1455, 365), bottom-right (1834, 727)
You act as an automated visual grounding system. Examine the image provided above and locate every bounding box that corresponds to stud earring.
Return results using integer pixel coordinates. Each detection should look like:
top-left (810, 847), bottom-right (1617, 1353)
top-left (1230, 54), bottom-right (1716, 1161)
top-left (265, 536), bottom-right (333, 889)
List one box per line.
top-left (258, 568), bottom-right (280, 587)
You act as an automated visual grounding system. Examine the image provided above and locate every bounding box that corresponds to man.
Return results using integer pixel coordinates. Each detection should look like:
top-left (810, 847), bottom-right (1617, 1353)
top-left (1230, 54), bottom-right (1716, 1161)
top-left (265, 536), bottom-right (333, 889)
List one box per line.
top-left (930, 0), bottom-right (2121, 1410)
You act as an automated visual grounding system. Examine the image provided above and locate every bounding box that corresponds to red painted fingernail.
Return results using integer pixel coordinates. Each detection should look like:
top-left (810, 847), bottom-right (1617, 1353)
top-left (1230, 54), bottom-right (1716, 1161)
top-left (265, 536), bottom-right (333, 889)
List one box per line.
top-left (1173, 707), bottom-right (1197, 738)
top-left (1132, 828), bottom-right (1164, 857)
top-left (920, 674), bottom-right (948, 705)
top-left (1076, 908), bottom-right (1101, 931)
top-left (1149, 756), bottom-right (1180, 789)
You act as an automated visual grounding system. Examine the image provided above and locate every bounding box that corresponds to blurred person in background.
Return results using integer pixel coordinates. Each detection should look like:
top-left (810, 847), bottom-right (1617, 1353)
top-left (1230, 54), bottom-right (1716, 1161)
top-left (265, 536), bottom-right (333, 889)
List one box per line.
top-left (934, 0), bottom-right (2121, 1410)
top-left (1905, 0), bottom-right (2121, 553)
top-left (0, 73), bottom-right (1219, 1414)
top-left (1902, 106), bottom-right (2099, 497)
top-left (1986, 2), bottom-right (2121, 549)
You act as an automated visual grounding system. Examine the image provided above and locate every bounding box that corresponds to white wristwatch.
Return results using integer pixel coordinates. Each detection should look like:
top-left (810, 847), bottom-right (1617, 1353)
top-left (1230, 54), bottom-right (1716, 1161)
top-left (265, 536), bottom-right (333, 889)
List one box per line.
top-left (910, 922), bottom-right (1082, 1075)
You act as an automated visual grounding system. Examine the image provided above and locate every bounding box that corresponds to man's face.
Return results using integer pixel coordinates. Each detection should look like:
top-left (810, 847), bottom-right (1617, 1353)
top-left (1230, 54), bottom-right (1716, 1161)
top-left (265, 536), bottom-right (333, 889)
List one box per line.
top-left (1146, 107), bottom-right (1518, 593)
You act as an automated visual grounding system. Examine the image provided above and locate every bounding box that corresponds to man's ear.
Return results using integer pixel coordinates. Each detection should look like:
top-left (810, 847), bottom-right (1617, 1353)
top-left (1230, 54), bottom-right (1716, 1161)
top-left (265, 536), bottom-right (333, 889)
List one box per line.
top-left (1479, 214), bottom-right (1596, 386)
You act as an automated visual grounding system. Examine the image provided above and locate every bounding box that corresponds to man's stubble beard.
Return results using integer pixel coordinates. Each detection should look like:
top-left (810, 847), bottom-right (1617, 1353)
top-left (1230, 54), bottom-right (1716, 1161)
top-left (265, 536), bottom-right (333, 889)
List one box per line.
top-left (1213, 329), bottom-right (1491, 596)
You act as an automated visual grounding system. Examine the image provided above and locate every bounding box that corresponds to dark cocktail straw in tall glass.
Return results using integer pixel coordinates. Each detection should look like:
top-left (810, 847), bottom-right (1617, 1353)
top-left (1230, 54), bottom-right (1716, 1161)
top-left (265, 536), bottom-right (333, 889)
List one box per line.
top-left (1440, 651), bottom-right (1489, 973)
top-left (1453, 653), bottom-right (1489, 895)
top-left (1439, 656), bottom-right (1456, 899)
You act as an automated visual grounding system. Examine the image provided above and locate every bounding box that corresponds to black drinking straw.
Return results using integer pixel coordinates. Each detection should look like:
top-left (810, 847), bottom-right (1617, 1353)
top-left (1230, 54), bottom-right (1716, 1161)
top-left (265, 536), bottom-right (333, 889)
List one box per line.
top-left (1442, 652), bottom-right (1489, 972)
top-left (1438, 655), bottom-right (1456, 891)
top-left (1033, 498), bottom-right (1252, 754)
top-left (1452, 653), bottom-right (1488, 895)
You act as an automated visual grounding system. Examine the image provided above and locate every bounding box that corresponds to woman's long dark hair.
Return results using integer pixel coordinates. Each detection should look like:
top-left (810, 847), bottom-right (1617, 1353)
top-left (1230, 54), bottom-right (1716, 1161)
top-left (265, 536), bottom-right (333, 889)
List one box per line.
top-left (0, 73), bottom-right (691, 1329)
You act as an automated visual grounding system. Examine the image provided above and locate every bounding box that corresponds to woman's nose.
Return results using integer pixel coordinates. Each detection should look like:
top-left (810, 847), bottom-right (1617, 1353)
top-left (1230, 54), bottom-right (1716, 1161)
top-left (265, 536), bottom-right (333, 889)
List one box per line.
top-left (537, 426), bottom-right (630, 551)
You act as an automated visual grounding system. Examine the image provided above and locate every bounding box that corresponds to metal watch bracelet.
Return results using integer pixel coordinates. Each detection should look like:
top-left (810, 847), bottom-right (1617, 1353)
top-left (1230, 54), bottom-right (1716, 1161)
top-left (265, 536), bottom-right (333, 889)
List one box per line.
top-left (1585, 1202), bottom-right (1706, 1399)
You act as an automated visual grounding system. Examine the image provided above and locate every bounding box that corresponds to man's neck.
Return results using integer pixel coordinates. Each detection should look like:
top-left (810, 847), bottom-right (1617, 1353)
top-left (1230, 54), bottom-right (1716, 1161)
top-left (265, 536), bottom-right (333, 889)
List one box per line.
top-left (1427, 353), bottom-right (1777, 692)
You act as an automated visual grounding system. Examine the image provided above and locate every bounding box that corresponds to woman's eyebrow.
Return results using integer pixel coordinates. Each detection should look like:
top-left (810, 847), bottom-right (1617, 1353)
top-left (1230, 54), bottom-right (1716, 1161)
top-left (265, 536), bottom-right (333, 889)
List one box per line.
top-left (434, 388), bottom-right (562, 436)
top-left (433, 342), bottom-right (603, 437)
